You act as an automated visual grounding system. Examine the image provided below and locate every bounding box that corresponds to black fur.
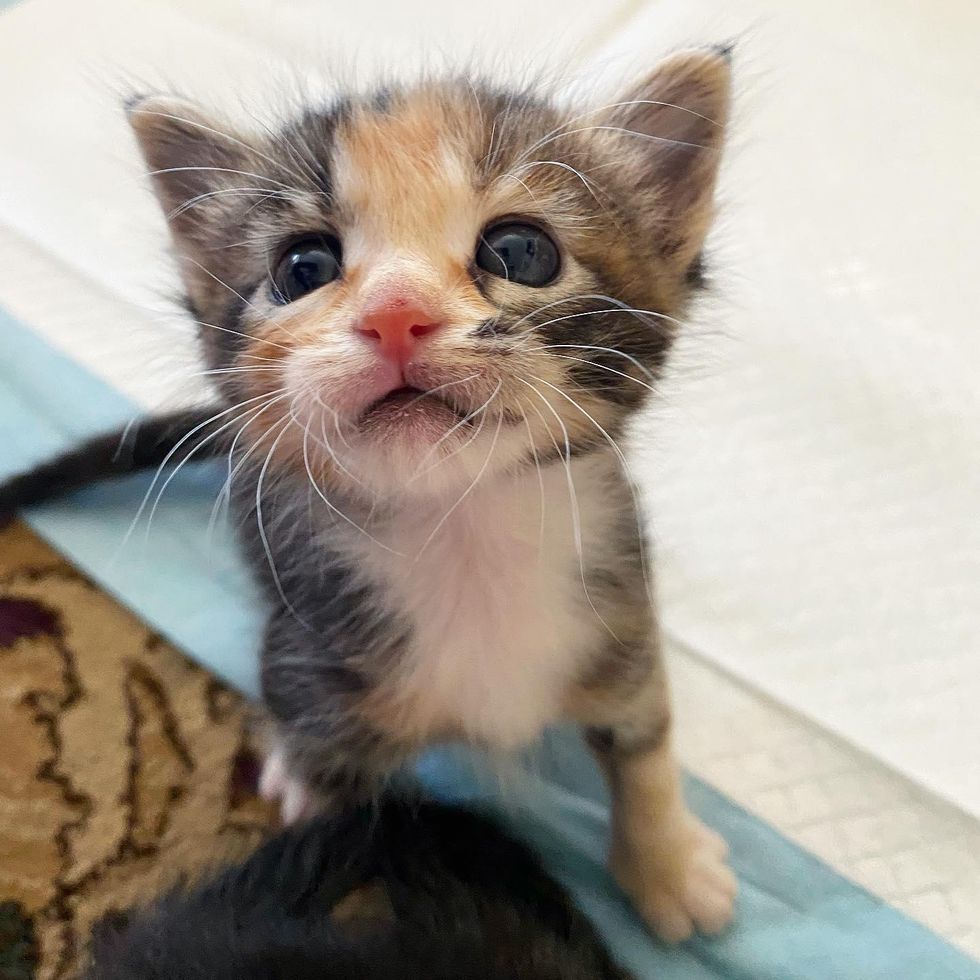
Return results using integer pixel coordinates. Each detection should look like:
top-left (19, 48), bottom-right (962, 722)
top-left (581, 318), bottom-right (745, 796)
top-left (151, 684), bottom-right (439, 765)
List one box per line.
top-left (81, 796), bottom-right (634, 980)
top-left (0, 408), bottom-right (222, 518)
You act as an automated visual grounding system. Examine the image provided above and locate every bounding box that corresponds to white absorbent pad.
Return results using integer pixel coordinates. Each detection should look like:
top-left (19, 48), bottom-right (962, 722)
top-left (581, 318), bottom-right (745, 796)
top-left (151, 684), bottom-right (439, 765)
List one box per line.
top-left (601, 0), bottom-right (980, 819)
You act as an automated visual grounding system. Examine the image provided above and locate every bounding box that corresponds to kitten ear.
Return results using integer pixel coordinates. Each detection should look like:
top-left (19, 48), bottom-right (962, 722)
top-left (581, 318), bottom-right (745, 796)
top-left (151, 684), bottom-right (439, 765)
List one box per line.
top-left (609, 48), bottom-right (731, 272)
top-left (127, 95), bottom-right (263, 302)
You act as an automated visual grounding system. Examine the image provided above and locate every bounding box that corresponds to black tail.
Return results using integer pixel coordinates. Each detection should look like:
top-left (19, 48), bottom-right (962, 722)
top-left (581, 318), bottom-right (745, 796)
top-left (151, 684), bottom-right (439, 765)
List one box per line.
top-left (0, 405), bottom-right (226, 516)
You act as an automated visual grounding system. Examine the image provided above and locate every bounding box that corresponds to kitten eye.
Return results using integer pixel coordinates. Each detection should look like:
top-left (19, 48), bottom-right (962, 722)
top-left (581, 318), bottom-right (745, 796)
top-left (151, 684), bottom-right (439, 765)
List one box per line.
top-left (272, 235), bottom-right (342, 304)
top-left (476, 223), bottom-right (560, 287)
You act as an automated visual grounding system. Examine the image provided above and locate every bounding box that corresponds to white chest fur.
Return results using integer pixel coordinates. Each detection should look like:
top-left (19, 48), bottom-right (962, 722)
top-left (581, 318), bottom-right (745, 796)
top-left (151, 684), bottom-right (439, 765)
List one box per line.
top-left (348, 460), bottom-right (612, 750)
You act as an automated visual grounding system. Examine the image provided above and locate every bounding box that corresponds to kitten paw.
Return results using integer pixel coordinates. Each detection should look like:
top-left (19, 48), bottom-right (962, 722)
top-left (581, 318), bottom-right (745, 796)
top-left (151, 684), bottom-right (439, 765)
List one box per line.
top-left (612, 816), bottom-right (736, 943)
top-left (258, 747), bottom-right (317, 824)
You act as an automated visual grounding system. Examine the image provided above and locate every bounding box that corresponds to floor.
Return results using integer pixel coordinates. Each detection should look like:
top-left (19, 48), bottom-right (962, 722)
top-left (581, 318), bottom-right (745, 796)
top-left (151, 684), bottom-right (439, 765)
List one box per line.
top-left (0, 520), bottom-right (275, 980)
top-left (0, 0), bottom-right (977, 959)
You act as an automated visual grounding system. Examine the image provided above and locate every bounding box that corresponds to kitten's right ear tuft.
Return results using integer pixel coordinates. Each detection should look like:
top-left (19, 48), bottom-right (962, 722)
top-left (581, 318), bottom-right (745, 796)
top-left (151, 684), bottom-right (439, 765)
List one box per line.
top-left (125, 92), bottom-right (196, 127)
top-left (123, 92), bottom-right (148, 114)
top-left (712, 41), bottom-right (735, 63)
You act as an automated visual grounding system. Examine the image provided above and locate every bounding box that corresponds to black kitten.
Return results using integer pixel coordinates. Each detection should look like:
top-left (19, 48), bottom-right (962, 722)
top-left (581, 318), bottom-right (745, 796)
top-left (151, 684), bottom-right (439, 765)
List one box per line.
top-left (80, 796), bottom-right (633, 980)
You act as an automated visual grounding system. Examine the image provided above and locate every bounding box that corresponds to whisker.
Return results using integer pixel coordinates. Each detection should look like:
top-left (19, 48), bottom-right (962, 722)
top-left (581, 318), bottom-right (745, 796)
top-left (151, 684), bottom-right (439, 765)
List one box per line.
top-left (514, 96), bottom-right (719, 166)
top-left (520, 401), bottom-right (548, 561)
top-left (207, 393), bottom-right (292, 539)
top-left (246, 111), bottom-right (326, 191)
top-left (146, 166), bottom-right (295, 190)
top-left (255, 406), bottom-right (313, 629)
top-left (300, 418), bottom-right (401, 554)
top-left (111, 389), bottom-right (286, 561)
top-left (412, 410), bottom-right (504, 564)
top-left (112, 416), bottom-right (140, 463)
top-left (150, 314), bottom-right (293, 355)
top-left (515, 378), bottom-right (622, 643)
top-left (180, 255), bottom-right (261, 314)
top-left (511, 300), bottom-right (680, 339)
top-left (179, 259), bottom-right (306, 347)
top-left (505, 294), bottom-right (603, 332)
top-left (308, 411), bottom-right (368, 491)
top-left (400, 373), bottom-right (481, 412)
top-left (409, 394), bottom-right (499, 484)
top-left (496, 172), bottom-right (551, 221)
top-left (485, 91), bottom-right (520, 174)
top-left (313, 394), bottom-right (356, 454)
top-left (504, 293), bottom-right (674, 340)
top-left (527, 374), bottom-right (652, 598)
top-left (142, 398), bottom-right (283, 543)
top-left (237, 350), bottom-right (283, 363)
top-left (169, 186), bottom-right (301, 220)
top-left (521, 348), bottom-right (657, 390)
top-left (193, 365), bottom-right (281, 378)
top-left (242, 188), bottom-right (296, 217)
top-left (134, 110), bottom-right (311, 186)
top-left (482, 118), bottom-right (498, 169)
top-left (505, 159), bottom-right (610, 213)
top-left (409, 379), bottom-right (500, 480)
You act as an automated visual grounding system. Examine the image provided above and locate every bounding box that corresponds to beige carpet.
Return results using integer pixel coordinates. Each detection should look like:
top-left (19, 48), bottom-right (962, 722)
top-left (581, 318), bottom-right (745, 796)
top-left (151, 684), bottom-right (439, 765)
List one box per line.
top-left (0, 521), bottom-right (277, 979)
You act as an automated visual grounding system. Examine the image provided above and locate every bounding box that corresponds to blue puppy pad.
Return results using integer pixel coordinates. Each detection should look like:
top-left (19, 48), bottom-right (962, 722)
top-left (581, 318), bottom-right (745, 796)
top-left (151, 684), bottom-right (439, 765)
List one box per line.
top-left (1, 306), bottom-right (977, 980)
top-left (0, 308), bottom-right (266, 695)
top-left (418, 735), bottom-right (978, 980)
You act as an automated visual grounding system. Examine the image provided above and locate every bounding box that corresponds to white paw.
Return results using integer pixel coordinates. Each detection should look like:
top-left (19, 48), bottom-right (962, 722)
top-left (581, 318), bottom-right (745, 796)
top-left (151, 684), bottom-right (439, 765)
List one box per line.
top-left (613, 816), bottom-right (737, 943)
top-left (258, 746), bottom-right (317, 824)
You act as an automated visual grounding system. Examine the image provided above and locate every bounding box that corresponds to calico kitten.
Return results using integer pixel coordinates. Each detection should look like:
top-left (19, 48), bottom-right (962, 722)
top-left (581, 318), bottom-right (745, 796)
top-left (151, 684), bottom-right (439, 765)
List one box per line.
top-left (81, 795), bottom-right (634, 979)
top-left (0, 49), bottom-right (735, 941)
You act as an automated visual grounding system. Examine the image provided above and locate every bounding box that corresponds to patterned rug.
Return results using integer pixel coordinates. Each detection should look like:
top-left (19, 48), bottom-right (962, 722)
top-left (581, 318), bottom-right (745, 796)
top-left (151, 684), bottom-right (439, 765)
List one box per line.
top-left (0, 520), bottom-right (277, 980)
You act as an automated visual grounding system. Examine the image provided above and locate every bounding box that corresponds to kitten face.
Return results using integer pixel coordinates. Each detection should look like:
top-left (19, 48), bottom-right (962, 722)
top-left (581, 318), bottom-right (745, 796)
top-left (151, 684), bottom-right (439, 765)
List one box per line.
top-left (130, 52), bottom-right (729, 497)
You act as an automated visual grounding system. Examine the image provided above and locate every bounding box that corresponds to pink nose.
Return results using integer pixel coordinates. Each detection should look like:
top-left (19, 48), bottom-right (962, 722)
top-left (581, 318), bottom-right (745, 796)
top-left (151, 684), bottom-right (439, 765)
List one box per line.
top-left (354, 295), bottom-right (442, 365)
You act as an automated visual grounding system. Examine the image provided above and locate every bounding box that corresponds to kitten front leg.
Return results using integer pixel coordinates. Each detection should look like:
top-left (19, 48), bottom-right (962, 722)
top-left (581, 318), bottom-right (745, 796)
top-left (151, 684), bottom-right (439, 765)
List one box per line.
top-left (580, 670), bottom-right (737, 942)
top-left (257, 726), bottom-right (387, 823)
top-left (257, 610), bottom-right (410, 824)
top-left (257, 737), bottom-right (318, 824)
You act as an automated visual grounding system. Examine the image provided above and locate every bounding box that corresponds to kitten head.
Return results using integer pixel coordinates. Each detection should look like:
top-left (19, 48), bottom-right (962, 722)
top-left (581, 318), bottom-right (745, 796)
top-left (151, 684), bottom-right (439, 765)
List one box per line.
top-left (129, 51), bottom-right (730, 498)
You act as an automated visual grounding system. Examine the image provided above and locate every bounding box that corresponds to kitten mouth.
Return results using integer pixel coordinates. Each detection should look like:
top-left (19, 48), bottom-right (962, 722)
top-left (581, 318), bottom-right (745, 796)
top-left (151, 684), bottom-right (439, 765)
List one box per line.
top-left (367, 385), bottom-right (426, 410)
top-left (358, 385), bottom-right (463, 427)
